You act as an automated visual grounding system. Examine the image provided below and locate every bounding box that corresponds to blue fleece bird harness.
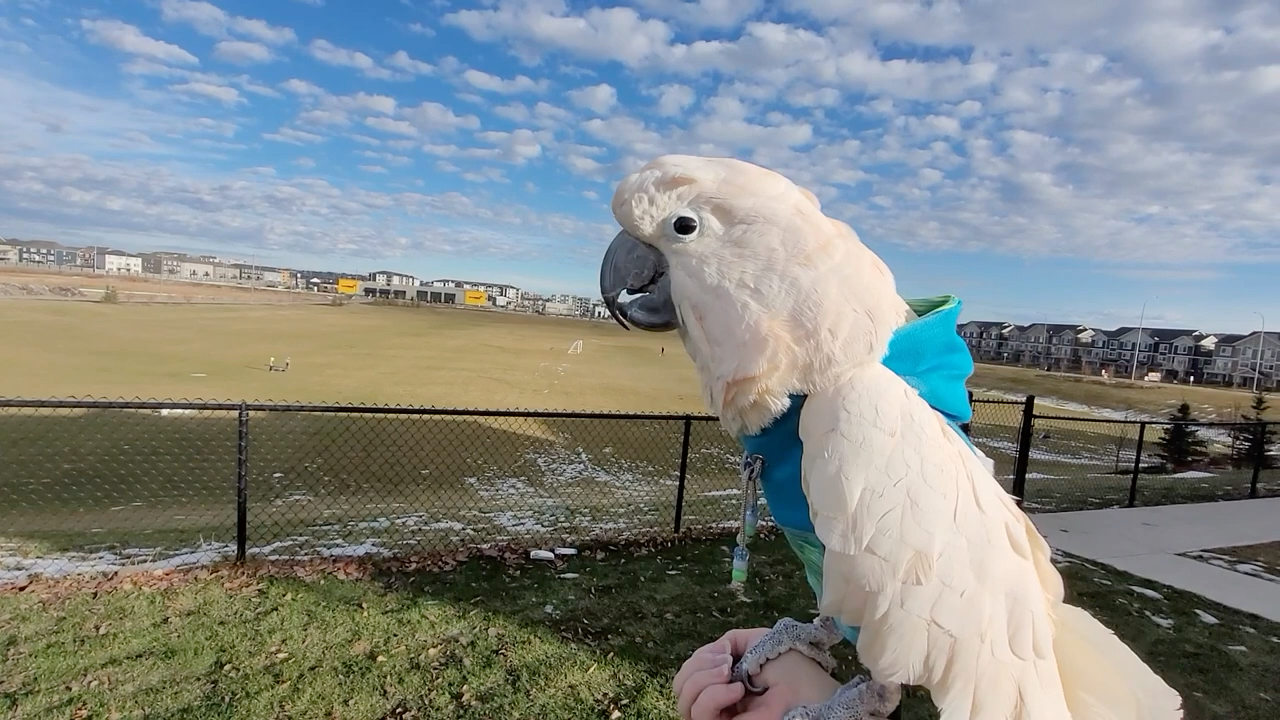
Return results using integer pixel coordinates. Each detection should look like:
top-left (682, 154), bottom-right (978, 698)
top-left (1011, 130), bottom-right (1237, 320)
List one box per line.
top-left (733, 295), bottom-right (979, 645)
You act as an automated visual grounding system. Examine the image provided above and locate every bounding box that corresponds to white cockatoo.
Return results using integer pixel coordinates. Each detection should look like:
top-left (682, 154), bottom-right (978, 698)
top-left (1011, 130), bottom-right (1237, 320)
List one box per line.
top-left (599, 155), bottom-right (1183, 720)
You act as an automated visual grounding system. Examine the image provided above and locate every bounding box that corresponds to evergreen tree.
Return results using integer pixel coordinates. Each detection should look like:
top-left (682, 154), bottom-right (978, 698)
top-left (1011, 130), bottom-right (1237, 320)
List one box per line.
top-left (1157, 401), bottom-right (1208, 472)
top-left (1230, 391), bottom-right (1277, 470)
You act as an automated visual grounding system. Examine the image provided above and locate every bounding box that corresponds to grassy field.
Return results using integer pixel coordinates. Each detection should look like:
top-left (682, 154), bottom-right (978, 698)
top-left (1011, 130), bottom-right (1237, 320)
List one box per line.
top-left (967, 403), bottom-right (1280, 511)
top-left (2, 534), bottom-right (1277, 720)
top-left (0, 300), bottom-right (706, 412)
top-left (973, 363), bottom-right (1278, 422)
top-left (2, 299), bottom-right (1276, 576)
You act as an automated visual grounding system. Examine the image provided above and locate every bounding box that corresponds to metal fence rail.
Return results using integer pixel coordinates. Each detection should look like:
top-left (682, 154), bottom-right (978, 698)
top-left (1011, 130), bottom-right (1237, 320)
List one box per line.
top-left (1, 395), bottom-right (1274, 580)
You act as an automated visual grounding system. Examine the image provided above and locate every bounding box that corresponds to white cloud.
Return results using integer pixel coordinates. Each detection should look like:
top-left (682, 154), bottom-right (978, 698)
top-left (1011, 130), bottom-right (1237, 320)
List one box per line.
top-left (652, 83), bottom-right (695, 115)
top-left (633, 0), bottom-right (763, 30)
top-left (213, 40), bottom-right (273, 65)
top-left (308, 39), bottom-right (394, 79)
top-left (80, 19), bottom-right (199, 65)
top-left (475, 128), bottom-right (545, 163)
top-left (280, 78), bottom-right (325, 96)
top-left (293, 156), bottom-right (317, 167)
top-left (0, 151), bottom-right (613, 262)
top-left (158, 0), bottom-right (296, 45)
top-left (407, 22), bottom-right (435, 36)
top-left (364, 117), bottom-right (420, 137)
top-left (566, 83), bottom-right (617, 114)
top-left (461, 69), bottom-right (548, 94)
top-left (445, 3), bottom-right (673, 67)
top-left (170, 81), bottom-right (242, 104)
top-left (399, 101), bottom-right (482, 132)
top-left (358, 150), bottom-right (413, 166)
top-left (386, 50), bottom-right (434, 75)
top-left (264, 127), bottom-right (325, 144)
top-left (358, 164), bottom-right (388, 173)
top-left (298, 109), bottom-right (350, 126)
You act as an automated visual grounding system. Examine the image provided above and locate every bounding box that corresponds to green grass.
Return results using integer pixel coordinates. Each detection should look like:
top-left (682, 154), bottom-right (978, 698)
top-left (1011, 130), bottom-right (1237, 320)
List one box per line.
top-left (2, 535), bottom-right (1277, 719)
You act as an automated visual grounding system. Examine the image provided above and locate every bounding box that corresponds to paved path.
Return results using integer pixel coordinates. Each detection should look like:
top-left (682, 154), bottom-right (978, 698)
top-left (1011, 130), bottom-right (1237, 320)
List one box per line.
top-left (1030, 498), bottom-right (1280, 622)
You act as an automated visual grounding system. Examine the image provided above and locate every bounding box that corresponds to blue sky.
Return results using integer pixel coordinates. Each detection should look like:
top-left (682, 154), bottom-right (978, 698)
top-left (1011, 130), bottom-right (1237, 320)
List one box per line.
top-left (1, 0), bottom-right (1277, 333)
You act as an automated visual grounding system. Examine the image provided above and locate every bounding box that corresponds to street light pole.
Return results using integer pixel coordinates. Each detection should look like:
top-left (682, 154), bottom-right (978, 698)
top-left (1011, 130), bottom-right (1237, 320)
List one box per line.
top-left (1131, 299), bottom-right (1152, 382)
top-left (1253, 311), bottom-right (1266, 393)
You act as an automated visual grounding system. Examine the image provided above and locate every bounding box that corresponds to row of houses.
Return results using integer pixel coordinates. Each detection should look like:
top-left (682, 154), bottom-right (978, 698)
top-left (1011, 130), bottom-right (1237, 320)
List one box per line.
top-left (1, 239), bottom-right (302, 287)
top-left (360, 270), bottom-right (607, 318)
top-left (1, 238), bottom-right (608, 319)
top-left (958, 321), bottom-right (1278, 390)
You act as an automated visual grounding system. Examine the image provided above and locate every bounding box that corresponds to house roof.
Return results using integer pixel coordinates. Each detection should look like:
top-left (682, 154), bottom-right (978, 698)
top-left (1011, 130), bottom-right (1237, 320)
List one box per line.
top-left (1107, 326), bottom-right (1200, 342)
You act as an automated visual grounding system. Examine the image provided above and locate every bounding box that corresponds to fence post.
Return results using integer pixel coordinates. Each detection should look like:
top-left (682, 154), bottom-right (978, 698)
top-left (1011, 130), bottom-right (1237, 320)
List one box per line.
top-left (235, 402), bottom-right (249, 563)
top-left (1010, 395), bottom-right (1036, 506)
top-left (1250, 422), bottom-right (1266, 499)
top-left (673, 417), bottom-right (692, 534)
top-left (1127, 422), bottom-right (1147, 508)
top-left (960, 389), bottom-right (974, 437)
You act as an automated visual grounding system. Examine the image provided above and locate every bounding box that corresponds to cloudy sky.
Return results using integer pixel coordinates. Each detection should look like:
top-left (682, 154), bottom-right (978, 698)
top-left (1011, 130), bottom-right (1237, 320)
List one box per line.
top-left (1, 0), bottom-right (1277, 332)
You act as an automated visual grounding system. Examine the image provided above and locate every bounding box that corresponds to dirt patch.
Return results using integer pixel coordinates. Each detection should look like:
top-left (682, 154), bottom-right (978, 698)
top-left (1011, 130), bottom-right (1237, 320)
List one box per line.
top-left (0, 282), bottom-right (87, 298)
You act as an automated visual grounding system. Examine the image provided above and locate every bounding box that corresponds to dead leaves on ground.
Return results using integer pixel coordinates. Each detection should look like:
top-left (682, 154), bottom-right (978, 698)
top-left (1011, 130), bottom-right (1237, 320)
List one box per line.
top-left (0, 525), bottom-right (765, 602)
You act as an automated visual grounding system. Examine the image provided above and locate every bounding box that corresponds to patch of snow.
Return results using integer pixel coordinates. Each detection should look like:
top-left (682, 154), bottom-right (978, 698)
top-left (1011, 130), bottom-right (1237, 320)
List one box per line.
top-left (1169, 471), bottom-right (1215, 479)
top-left (1145, 612), bottom-right (1175, 629)
top-left (1226, 645), bottom-right (1248, 652)
top-left (1129, 585), bottom-right (1165, 601)
top-left (1194, 610), bottom-right (1220, 625)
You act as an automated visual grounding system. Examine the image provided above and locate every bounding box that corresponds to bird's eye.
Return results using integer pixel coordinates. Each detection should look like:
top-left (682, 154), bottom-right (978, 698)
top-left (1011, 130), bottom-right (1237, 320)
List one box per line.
top-left (672, 214), bottom-right (699, 237)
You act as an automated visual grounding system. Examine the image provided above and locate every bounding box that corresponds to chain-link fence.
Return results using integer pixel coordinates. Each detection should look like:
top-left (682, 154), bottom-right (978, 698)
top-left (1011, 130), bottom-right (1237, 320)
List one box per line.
top-left (968, 395), bottom-right (1277, 512)
top-left (0, 399), bottom-right (745, 582)
top-left (2, 396), bottom-right (1274, 582)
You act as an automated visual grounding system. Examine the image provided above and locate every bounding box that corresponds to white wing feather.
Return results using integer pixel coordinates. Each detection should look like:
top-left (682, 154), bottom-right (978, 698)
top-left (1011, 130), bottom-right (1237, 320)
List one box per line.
top-left (799, 363), bottom-right (1181, 720)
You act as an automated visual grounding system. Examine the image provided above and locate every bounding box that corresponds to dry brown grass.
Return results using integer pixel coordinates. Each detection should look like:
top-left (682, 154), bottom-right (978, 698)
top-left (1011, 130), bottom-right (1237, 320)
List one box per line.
top-left (0, 298), bottom-right (704, 412)
top-left (972, 363), bottom-right (1276, 421)
top-left (0, 265), bottom-right (317, 304)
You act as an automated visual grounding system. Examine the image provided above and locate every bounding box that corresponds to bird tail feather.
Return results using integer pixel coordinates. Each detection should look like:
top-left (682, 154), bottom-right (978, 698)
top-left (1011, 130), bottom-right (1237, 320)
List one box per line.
top-left (1053, 603), bottom-right (1183, 720)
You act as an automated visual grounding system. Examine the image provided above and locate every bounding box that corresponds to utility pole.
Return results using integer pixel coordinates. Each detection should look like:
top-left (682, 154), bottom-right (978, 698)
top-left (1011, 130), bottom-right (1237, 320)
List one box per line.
top-left (1131, 297), bottom-right (1156, 382)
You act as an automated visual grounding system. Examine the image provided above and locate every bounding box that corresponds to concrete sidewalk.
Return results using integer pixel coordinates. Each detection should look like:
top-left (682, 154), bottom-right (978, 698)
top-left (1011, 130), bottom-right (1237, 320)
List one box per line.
top-left (1030, 498), bottom-right (1280, 622)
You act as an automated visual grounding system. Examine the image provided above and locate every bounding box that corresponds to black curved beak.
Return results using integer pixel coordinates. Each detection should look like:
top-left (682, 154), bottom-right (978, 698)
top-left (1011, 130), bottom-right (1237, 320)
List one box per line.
top-left (599, 230), bottom-right (678, 332)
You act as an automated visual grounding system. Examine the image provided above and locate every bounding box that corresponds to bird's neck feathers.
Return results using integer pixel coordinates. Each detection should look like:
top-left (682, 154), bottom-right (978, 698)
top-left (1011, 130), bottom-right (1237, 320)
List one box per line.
top-left (676, 222), bottom-right (912, 437)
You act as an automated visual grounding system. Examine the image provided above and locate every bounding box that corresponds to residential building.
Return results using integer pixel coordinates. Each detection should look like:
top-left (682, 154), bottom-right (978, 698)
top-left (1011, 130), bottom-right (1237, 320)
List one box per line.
top-left (1, 239), bottom-right (81, 266)
top-left (370, 270), bottom-right (418, 286)
top-left (96, 249), bottom-right (143, 274)
top-left (233, 263), bottom-right (280, 285)
top-left (139, 252), bottom-right (185, 278)
top-left (0, 241), bottom-right (16, 265)
top-left (1206, 332), bottom-right (1280, 390)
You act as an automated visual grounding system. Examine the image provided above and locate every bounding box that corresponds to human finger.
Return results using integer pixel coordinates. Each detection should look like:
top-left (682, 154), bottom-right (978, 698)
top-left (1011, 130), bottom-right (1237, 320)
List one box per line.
top-left (677, 662), bottom-right (734, 720)
top-left (674, 646), bottom-right (732, 699)
top-left (689, 680), bottom-right (746, 720)
top-left (714, 627), bottom-right (771, 657)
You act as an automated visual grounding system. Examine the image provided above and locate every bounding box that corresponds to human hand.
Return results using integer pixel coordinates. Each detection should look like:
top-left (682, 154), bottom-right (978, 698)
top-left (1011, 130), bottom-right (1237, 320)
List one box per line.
top-left (734, 649), bottom-right (842, 720)
top-left (674, 628), bottom-right (769, 720)
top-left (675, 628), bottom-right (841, 720)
